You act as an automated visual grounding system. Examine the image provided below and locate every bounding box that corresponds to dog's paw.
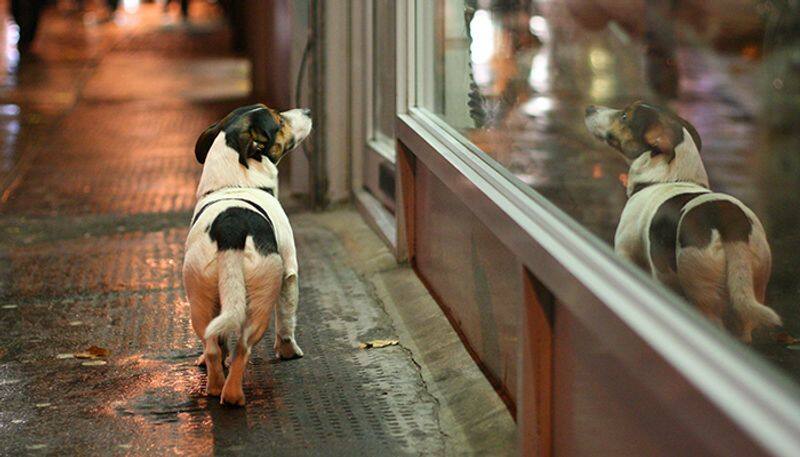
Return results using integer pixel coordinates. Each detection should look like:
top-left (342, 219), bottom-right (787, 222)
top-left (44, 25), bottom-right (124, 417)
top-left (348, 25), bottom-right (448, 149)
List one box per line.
top-left (194, 354), bottom-right (206, 366)
top-left (220, 387), bottom-right (246, 406)
top-left (274, 337), bottom-right (304, 360)
top-left (224, 354), bottom-right (232, 368)
top-left (206, 380), bottom-right (223, 397)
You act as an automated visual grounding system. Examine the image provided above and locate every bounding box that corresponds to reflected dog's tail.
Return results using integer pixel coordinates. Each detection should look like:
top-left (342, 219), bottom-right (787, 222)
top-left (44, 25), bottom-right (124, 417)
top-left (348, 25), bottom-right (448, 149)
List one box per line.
top-left (204, 250), bottom-right (247, 340)
top-left (725, 241), bottom-right (781, 342)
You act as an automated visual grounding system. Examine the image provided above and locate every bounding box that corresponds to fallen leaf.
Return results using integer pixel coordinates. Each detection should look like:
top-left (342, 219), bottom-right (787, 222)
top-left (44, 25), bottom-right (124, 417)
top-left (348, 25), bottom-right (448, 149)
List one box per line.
top-left (68, 321), bottom-right (83, 326)
top-left (26, 444), bottom-right (47, 450)
top-left (0, 347), bottom-right (5, 359)
top-left (359, 339), bottom-right (399, 350)
top-left (56, 353), bottom-right (75, 359)
top-left (35, 403), bottom-right (51, 408)
top-left (81, 360), bottom-right (107, 366)
top-left (776, 332), bottom-right (800, 345)
top-left (11, 419), bottom-right (23, 424)
top-left (2, 305), bottom-right (17, 309)
top-left (74, 345), bottom-right (110, 359)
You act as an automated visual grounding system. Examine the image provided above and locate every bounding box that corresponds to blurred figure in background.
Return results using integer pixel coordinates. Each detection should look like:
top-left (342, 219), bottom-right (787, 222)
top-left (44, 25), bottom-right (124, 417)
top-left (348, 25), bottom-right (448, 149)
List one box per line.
top-left (163, 0), bottom-right (188, 20)
top-left (10, 0), bottom-right (46, 52)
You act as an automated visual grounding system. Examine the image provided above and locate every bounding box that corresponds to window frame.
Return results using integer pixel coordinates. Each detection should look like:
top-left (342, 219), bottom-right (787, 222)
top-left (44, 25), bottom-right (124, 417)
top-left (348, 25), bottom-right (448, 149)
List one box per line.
top-left (396, 0), bottom-right (800, 454)
top-left (350, 0), bottom-right (405, 255)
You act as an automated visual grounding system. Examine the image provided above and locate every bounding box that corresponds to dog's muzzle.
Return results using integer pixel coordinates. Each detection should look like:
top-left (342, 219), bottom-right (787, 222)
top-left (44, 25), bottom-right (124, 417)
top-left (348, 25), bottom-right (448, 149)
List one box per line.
top-left (584, 105), bottom-right (617, 140)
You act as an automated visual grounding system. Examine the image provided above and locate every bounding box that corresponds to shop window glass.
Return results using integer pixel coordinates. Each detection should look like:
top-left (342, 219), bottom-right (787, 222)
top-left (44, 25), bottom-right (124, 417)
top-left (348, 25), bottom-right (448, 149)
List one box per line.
top-left (415, 0), bottom-right (800, 372)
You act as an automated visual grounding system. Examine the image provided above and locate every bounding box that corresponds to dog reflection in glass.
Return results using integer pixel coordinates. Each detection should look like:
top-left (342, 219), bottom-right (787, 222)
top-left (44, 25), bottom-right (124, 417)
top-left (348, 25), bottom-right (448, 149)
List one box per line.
top-left (585, 101), bottom-right (781, 342)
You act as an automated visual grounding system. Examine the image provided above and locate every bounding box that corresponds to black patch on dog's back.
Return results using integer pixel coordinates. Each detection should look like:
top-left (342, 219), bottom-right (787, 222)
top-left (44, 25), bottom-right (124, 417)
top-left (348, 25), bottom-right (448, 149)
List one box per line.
top-left (679, 200), bottom-right (752, 249)
top-left (192, 198), bottom-right (270, 227)
top-left (208, 207), bottom-right (278, 255)
top-left (649, 193), bottom-right (705, 273)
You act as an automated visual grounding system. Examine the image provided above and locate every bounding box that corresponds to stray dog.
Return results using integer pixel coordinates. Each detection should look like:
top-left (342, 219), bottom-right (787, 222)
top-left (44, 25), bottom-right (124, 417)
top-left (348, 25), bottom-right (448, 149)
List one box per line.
top-left (585, 100), bottom-right (781, 342)
top-left (183, 104), bottom-right (311, 405)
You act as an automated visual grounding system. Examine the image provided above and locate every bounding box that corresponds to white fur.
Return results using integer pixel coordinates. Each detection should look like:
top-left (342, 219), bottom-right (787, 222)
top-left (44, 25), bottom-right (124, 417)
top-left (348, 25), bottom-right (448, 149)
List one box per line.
top-left (282, 108), bottom-right (313, 144)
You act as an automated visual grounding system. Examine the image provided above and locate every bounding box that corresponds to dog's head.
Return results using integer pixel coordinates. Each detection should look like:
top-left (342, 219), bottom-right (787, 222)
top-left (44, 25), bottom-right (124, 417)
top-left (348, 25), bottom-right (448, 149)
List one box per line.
top-left (194, 104), bottom-right (312, 168)
top-left (584, 100), bottom-right (701, 164)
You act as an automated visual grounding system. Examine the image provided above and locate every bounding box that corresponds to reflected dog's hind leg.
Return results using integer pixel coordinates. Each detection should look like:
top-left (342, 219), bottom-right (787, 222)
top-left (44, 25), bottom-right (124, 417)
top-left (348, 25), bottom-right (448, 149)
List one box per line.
top-left (677, 245), bottom-right (727, 331)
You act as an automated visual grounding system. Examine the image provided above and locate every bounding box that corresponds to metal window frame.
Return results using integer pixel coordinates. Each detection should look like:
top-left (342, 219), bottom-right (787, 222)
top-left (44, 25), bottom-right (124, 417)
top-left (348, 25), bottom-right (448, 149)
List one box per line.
top-left (398, 0), bottom-right (800, 454)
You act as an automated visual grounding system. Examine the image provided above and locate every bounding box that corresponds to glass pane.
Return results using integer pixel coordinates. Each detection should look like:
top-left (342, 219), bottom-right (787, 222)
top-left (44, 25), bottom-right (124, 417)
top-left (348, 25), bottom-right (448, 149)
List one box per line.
top-left (373, 0), bottom-right (396, 141)
top-left (416, 0), bottom-right (800, 376)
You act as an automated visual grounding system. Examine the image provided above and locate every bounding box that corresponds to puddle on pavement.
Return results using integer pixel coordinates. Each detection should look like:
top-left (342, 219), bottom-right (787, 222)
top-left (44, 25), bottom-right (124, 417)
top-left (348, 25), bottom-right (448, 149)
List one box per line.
top-left (118, 388), bottom-right (206, 424)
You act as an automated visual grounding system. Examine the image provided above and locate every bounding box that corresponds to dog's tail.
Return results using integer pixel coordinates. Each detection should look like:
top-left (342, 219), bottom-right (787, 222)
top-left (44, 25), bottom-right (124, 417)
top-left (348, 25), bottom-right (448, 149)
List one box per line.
top-left (724, 241), bottom-right (781, 341)
top-left (204, 250), bottom-right (247, 341)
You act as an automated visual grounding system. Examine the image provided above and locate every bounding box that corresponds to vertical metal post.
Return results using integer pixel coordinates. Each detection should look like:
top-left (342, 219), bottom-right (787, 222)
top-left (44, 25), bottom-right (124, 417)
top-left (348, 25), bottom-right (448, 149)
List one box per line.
top-left (309, 0), bottom-right (329, 209)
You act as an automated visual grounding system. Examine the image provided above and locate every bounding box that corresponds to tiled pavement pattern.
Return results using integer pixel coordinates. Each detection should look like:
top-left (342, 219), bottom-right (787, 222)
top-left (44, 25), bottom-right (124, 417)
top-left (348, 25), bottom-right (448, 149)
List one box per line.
top-left (0, 3), bottom-right (444, 455)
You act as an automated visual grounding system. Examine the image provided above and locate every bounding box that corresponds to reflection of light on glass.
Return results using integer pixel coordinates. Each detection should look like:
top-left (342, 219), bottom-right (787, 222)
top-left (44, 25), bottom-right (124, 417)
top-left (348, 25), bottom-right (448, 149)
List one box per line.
top-left (527, 15), bottom-right (551, 94)
top-left (0, 104), bottom-right (20, 116)
top-left (589, 48), bottom-right (611, 71)
top-left (469, 10), bottom-right (495, 65)
top-left (588, 47), bottom-right (614, 101)
top-left (5, 22), bottom-right (19, 70)
top-left (4, 119), bottom-right (19, 135)
top-left (528, 50), bottom-right (550, 93)
top-left (522, 96), bottom-right (553, 117)
top-left (592, 163), bottom-right (603, 179)
top-left (473, 65), bottom-right (491, 87)
top-left (590, 78), bottom-right (613, 100)
top-left (1, 119), bottom-right (19, 173)
top-left (122, 0), bottom-right (140, 13)
top-left (529, 16), bottom-right (550, 41)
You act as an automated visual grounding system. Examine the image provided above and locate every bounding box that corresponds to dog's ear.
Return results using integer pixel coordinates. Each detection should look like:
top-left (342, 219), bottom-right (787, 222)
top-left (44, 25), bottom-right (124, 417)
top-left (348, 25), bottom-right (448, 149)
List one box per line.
top-left (195, 122), bottom-right (221, 164)
top-left (644, 119), bottom-right (681, 163)
top-left (230, 130), bottom-right (255, 169)
top-left (229, 120), bottom-right (277, 169)
top-left (251, 110), bottom-right (282, 163)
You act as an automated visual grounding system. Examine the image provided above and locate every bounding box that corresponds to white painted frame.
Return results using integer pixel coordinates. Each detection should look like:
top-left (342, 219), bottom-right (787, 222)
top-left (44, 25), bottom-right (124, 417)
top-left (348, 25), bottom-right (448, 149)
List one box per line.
top-left (350, 0), bottom-right (406, 255)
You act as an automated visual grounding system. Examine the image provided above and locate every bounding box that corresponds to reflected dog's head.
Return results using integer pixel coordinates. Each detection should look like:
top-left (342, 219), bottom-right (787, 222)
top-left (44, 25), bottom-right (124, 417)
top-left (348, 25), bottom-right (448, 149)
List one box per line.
top-left (584, 100), bottom-right (701, 164)
top-left (584, 101), bottom-right (708, 193)
top-left (195, 104), bottom-right (312, 168)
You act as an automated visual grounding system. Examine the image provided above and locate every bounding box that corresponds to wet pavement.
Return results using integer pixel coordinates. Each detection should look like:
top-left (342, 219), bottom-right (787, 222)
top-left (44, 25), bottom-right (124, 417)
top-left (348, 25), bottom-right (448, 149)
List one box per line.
top-left (0, 3), bottom-right (451, 455)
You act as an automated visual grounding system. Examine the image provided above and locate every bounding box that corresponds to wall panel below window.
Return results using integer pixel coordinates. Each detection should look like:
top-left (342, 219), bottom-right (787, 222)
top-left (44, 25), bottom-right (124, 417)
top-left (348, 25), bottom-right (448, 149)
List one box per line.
top-left (413, 158), bottom-right (521, 406)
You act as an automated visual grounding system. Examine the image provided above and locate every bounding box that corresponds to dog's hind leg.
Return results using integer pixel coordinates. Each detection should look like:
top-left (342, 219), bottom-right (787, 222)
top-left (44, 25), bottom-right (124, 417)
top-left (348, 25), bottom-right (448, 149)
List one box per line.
top-left (223, 336), bottom-right (234, 367)
top-left (220, 278), bottom-right (281, 406)
top-left (204, 336), bottom-right (225, 396)
top-left (185, 273), bottom-right (225, 392)
top-left (274, 273), bottom-right (304, 360)
top-left (677, 245), bottom-right (728, 332)
top-left (220, 325), bottom-right (268, 406)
